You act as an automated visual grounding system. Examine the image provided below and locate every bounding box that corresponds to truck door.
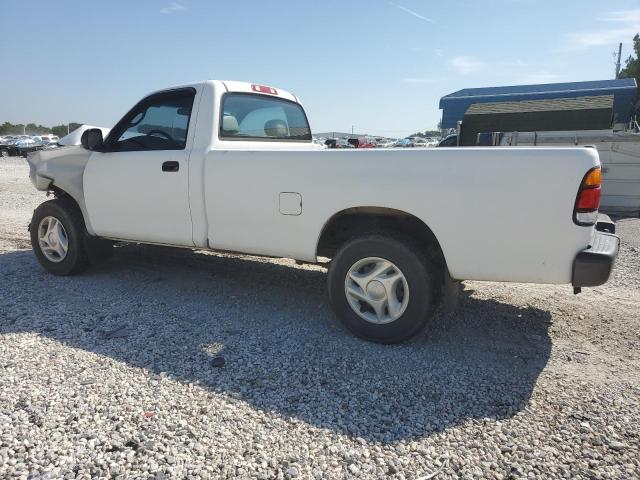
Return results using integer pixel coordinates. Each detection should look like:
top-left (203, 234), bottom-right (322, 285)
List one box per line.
top-left (84, 88), bottom-right (196, 246)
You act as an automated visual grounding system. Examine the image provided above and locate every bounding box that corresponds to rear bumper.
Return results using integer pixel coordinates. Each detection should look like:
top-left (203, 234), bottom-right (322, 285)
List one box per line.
top-left (595, 213), bottom-right (615, 234)
top-left (572, 231), bottom-right (619, 287)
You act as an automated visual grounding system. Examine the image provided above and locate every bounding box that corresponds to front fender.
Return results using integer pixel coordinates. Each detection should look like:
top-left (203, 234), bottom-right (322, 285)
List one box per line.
top-left (27, 147), bottom-right (96, 235)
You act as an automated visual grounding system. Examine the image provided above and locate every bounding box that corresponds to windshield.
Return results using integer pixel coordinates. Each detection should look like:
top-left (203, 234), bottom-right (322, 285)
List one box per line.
top-left (220, 93), bottom-right (311, 141)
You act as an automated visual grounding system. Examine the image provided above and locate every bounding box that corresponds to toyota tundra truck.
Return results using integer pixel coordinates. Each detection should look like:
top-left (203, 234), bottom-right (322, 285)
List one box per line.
top-left (26, 80), bottom-right (619, 343)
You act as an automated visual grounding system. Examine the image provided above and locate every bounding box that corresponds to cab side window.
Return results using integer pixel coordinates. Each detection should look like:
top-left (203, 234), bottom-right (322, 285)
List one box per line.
top-left (108, 89), bottom-right (195, 152)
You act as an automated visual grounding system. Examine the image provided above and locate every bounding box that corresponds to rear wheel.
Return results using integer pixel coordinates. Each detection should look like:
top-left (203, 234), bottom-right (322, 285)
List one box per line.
top-left (327, 234), bottom-right (440, 344)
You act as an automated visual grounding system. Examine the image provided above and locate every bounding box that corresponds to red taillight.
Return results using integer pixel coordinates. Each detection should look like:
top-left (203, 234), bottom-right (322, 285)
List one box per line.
top-left (573, 167), bottom-right (601, 226)
top-left (251, 84), bottom-right (278, 95)
top-left (576, 186), bottom-right (601, 210)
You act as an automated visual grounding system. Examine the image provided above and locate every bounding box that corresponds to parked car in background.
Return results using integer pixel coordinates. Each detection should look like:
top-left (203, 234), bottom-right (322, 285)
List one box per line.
top-left (0, 136), bottom-right (18, 153)
top-left (376, 138), bottom-right (397, 148)
top-left (347, 136), bottom-right (377, 148)
top-left (17, 136), bottom-right (59, 157)
top-left (410, 137), bottom-right (430, 148)
top-left (312, 137), bottom-right (328, 148)
top-left (39, 134), bottom-right (60, 144)
top-left (15, 137), bottom-right (39, 157)
top-left (438, 134), bottom-right (458, 147)
top-left (394, 138), bottom-right (415, 147)
top-left (325, 138), bottom-right (354, 149)
top-left (1, 135), bottom-right (58, 157)
top-left (0, 136), bottom-right (25, 157)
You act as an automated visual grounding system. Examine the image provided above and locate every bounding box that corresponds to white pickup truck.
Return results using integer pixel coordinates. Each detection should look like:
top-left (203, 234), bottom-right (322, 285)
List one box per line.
top-left (27, 80), bottom-right (619, 343)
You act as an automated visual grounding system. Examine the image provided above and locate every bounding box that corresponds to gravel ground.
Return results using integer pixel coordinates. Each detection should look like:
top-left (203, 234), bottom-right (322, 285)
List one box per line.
top-left (1, 157), bottom-right (639, 479)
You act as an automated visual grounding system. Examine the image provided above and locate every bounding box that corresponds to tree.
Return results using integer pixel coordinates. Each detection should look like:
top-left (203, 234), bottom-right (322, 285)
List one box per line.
top-left (619, 34), bottom-right (640, 84)
top-left (49, 123), bottom-right (83, 138)
top-left (0, 122), bottom-right (25, 135)
top-left (1, 121), bottom-right (84, 138)
top-left (25, 123), bottom-right (52, 135)
top-left (0, 122), bottom-right (14, 134)
top-left (50, 125), bottom-right (69, 138)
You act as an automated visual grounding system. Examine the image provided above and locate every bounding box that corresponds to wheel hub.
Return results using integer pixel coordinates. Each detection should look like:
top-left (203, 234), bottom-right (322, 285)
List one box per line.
top-left (366, 280), bottom-right (386, 300)
top-left (344, 257), bottom-right (410, 325)
top-left (37, 216), bottom-right (68, 263)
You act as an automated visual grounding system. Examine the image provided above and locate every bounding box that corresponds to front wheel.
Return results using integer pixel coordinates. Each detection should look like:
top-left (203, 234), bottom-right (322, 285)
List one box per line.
top-left (327, 234), bottom-right (440, 344)
top-left (30, 198), bottom-right (92, 276)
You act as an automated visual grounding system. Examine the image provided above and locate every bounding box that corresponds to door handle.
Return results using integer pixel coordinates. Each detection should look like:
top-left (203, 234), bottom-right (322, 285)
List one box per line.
top-left (162, 161), bottom-right (179, 172)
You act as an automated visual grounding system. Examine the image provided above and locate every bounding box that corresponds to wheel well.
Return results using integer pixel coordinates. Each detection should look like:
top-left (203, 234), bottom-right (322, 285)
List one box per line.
top-left (48, 185), bottom-right (67, 197)
top-left (48, 187), bottom-right (85, 222)
top-left (317, 207), bottom-right (446, 267)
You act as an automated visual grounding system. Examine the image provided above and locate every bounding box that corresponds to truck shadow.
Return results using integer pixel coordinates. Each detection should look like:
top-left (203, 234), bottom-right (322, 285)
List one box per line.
top-left (0, 245), bottom-right (552, 443)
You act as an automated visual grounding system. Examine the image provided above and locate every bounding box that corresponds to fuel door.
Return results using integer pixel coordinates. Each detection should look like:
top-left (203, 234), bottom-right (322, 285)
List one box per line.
top-left (279, 192), bottom-right (302, 216)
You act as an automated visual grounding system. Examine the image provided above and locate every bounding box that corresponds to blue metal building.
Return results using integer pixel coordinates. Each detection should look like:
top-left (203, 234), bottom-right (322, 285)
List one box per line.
top-left (439, 79), bottom-right (638, 129)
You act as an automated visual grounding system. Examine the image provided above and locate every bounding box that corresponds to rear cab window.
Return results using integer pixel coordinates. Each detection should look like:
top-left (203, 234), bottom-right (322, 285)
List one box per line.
top-left (220, 93), bottom-right (311, 142)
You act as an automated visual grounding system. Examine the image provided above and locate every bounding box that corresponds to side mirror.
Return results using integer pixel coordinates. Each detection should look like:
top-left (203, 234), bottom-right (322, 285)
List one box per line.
top-left (81, 128), bottom-right (104, 151)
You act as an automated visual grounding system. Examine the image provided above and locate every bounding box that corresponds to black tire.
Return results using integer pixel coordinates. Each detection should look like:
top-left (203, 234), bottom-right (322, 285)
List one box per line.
top-left (30, 198), bottom-right (92, 276)
top-left (0, 149), bottom-right (8, 158)
top-left (327, 234), bottom-right (440, 344)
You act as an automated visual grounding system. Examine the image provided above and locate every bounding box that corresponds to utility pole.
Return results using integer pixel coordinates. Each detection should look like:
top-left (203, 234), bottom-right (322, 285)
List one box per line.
top-left (351, 125), bottom-right (354, 135)
top-left (615, 42), bottom-right (622, 79)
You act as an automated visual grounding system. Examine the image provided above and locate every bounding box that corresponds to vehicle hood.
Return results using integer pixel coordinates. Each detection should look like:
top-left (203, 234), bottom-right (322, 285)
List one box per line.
top-left (27, 145), bottom-right (91, 192)
top-left (27, 123), bottom-right (110, 191)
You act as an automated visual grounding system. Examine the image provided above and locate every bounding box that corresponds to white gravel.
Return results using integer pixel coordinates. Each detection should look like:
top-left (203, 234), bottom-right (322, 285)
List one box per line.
top-left (1, 157), bottom-right (639, 479)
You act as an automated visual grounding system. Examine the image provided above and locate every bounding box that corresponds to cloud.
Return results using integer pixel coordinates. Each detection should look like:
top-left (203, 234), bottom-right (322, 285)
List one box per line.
top-left (566, 9), bottom-right (640, 49)
top-left (160, 2), bottom-right (185, 14)
top-left (518, 71), bottom-right (563, 84)
top-left (449, 56), bottom-right (485, 74)
top-left (446, 55), bottom-right (562, 83)
top-left (402, 78), bottom-right (438, 84)
top-left (434, 48), bottom-right (444, 58)
top-left (500, 59), bottom-right (536, 68)
top-left (387, 1), bottom-right (434, 23)
top-left (600, 9), bottom-right (640, 23)
top-left (566, 28), bottom-right (637, 48)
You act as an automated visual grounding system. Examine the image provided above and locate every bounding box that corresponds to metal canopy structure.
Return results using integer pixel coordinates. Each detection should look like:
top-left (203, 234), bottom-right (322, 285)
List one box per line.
top-left (459, 95), bottom-right (615, 146)
top-left (439, 79), bottom-right (638, 129)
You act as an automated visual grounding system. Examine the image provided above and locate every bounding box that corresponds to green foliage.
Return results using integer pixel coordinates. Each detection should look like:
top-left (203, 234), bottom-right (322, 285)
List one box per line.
top-left (619, 34), bottom-right (640, 83)
top-left (50, 125), bottom-right (69, 138)
top-left (1, 122), bottom-right (83, 137)
top-left (26, 123), bottom-right (52, 135)
top-left (409, 130), bottom-right (442, 138)
top-left (0, 122), bottom-right (25, 135)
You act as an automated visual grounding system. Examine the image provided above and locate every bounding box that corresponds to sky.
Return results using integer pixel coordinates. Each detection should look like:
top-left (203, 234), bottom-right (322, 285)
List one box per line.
top-left (1, 0), bottom-right (640, 137)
